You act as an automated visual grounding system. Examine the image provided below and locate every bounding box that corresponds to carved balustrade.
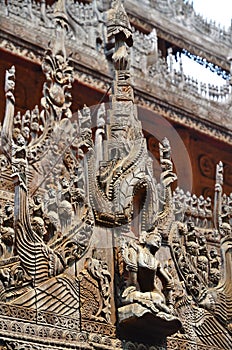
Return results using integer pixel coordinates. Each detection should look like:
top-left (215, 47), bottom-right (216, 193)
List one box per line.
top-left (150, 0), bottom-right (232, 47)
top-left (0, 0), bottom-right (231, 106)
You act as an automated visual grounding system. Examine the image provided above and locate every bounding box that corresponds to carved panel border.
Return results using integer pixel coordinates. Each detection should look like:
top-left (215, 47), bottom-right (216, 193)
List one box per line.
top-left (0, 303), bottom-right (80, 331)
top-left (167, 336), bottom-right (227, 350)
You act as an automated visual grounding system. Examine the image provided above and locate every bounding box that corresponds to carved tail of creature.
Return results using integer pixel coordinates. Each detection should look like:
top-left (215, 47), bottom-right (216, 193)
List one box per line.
top-left (13, 171), bottom-right (60, 287)
top-left (208, 162), bottom-right (232, 328)
top-left (212, 234), bottom-right (232, 329)
top-left (157, 138), bottom-right (177, 238)
top-left (189, 234), bottom-right (232, 349)
top-left (1, 66), bottom-right (15, 158)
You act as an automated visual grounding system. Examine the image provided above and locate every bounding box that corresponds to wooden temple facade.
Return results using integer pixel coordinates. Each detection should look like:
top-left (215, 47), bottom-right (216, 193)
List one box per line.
top-left (0, 1), bottom-right (231, 349)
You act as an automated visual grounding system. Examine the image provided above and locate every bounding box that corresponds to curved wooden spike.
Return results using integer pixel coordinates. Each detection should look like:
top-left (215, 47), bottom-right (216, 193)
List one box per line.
top-left (1, 65), bottom-right (15, 158)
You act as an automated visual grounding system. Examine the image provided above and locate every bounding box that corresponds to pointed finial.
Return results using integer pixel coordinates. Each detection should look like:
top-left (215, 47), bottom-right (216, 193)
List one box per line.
top-left (107, 0), bottom-right (134, 102)
top-left (216, 161), bottom-right (223, 185)
top-left (159, 137), bottom-right (171, 161)
top-left (52, 0), bottom-right (69, 58)
top-left (54, 0), bottom-right (69, 27)
top-left (107, 0), bottom-right (133, 47)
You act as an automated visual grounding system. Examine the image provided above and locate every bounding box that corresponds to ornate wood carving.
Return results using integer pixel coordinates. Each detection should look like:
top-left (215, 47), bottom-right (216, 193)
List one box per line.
top-left (0, 1), bottom-right (231, 350)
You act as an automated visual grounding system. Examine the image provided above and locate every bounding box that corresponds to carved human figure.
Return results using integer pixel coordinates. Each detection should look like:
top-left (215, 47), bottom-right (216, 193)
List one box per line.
top-left (121, 228), bottom-right (174, 315)
top-left (30, 105), bottom-right (40, 139)
top-left (198, 235), bottom-right (208, 257)
top-left (59, 177), bottom-right (73, 228)
top-left (220, 222), bottom-right (232, 238)
top-left (197, 195), bottom-right (205, 227)
top-left (3, 203), bottom-right (14, 229)
top-left (70, 166), bottom-right (85, 216)
top-left (221, 193), bottom-right (229, 221)
top-left (78, 106), bottom-right (93, 150)
top-left (204, 197), bottom-right (212, 228)
top-left (190, 194), bottom-right (198, 225)
top-left (209, 247), bottom-right (220, 287)
top-left (184, 191), bottom-right (192, 222)
top-left (21, 126), bottom-right (30, 142)
top-left (14, 111), bottom-right (22, 130)
top-left (79, 105), bottom-right (91, 130)
top-left (173, 187), bottom-right (184, 221)
top-left (0, 203), bottom-right (15, 259)
top-left (31, 217), bottom-right (46, 239)
top-left (0, 226), bottom-right (12, 260)
top-left (46, 188), bottom-right (59, 231)
top-left (31, 195), bottom-right (44, 219)
top-left (197, 255), bottom-right (209, 284)
top-left (185, 221), bottom-right (199, 267)
top-left (11, 133), bottom-right (27, 174)
top-left (22, 110), bottom-right (31, 129)
top-left (0, 154), bottom-right (9, 171)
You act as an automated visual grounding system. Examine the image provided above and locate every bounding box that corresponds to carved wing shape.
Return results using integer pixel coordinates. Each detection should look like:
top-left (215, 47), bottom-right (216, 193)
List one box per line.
top-left (213, 236), bottom-right (232, 327)
top-left (193, 309), bottom-right (232, 350)
top-left (16, 221), bottom-right (52, 286)
top-left (14, 171), bottom-right (65, 286)
top-left (11, 273), bottom-right (80, 317)
top-left (79, 269), bottom-right (103, 320)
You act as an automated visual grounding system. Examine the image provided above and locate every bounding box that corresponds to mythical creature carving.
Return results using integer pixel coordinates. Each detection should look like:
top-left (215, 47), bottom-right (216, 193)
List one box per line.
top-left (79, 254), bottom-right (112, 323)
top-left (170, 169), bottom-right (232, 348)
top-left (0, 0), bottom-right (94, 327)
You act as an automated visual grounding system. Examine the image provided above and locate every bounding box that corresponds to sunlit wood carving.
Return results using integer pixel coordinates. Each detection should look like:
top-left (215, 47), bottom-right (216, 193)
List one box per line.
top-left (0, 1), bottom-right (231, 350)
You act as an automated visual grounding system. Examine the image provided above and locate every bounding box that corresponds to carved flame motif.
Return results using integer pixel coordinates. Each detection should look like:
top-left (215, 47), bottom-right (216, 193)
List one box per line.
top-left (41, 49), bottom-right (73, 120)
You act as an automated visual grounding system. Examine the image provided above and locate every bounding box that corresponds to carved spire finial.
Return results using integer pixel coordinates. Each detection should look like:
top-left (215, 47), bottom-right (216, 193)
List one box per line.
top-left (107, 0), bottom-right (133, 48)
top-left (54, 0), bottom-right (68, 21)
top-left (52, 0), bottom-right (69, 59)
top-left (107, 0), bottom-right (134, 101)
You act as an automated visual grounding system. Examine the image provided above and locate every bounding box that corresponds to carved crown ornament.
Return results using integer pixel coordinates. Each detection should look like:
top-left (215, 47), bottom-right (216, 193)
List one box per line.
top-left (0, 1), bottom-right (231, 350)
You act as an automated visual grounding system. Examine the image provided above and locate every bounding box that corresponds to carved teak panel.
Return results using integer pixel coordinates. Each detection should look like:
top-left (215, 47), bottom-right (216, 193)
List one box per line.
top-left (0, 1), bottom-right (231, 350)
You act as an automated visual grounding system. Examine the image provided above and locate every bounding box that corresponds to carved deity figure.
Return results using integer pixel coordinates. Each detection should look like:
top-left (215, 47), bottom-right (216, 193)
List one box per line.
top-left (197, 235), bottom-right (209, 283)
top-left (79, 105), bottom-right (91, 130)
top-left (11, 133), bottom-right (27, 174)
top-left (209, 247), bottom-right (220, 287)
top-left (0, 203), bottom-right (15, 259)
top-left (30, 105), bottom-right (41, 139)
top-left (45, 188), bottom-right (59, 231)
top-left (59, 177), bottom-right (73, 228)
top-left (120, 228), bottom-right (175, 316)
top-left (185, 221), bottom-right (198, 263)
top-left (220, 222), bottom-right (232, 238)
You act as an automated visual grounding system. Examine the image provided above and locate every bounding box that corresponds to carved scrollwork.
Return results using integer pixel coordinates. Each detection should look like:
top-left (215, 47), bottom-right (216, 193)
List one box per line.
top-left (41, 48), bottom-right (73, 121)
